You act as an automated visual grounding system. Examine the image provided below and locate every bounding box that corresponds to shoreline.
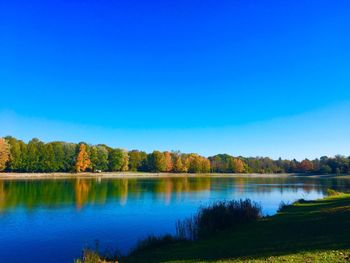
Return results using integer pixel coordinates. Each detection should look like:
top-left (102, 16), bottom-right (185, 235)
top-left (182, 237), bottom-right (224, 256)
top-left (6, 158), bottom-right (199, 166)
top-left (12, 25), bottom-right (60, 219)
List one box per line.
top-left (0, 172), bottom-right (349, 180)
top-left (122, 193), bottom-right (350, 263)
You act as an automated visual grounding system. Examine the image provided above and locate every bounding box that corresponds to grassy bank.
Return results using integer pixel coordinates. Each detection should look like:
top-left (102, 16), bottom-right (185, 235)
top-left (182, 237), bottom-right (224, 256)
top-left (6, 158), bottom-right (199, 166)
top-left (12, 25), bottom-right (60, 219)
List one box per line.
top-left (123, 193), bottom-right (350, 262)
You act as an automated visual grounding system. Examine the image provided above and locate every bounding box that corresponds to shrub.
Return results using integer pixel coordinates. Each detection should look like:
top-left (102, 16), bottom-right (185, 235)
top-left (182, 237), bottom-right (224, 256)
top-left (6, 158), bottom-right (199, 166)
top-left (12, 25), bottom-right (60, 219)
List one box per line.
top-left (74, 245), bottom-right (120, 263)
top-left (327, 189), bottom-right (342, 196)
top-left (176, 199), bottom-right (262, 240)
top-left (277, 201), bottom-right (290, 213)
top-left (74, 250), bottom-right (100, 263)
top-left (176, 216), bottom-right (198, 241)
top-left (296, 198), bottom-right (308, 204)
top-left (131, 234), bottom-right (181, 254)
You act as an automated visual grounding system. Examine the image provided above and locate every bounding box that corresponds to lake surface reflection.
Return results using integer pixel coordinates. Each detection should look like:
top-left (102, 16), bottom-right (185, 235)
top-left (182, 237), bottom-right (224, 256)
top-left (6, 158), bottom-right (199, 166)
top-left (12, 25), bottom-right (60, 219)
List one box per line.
top-left (0, 176), bottom-right (349, 263)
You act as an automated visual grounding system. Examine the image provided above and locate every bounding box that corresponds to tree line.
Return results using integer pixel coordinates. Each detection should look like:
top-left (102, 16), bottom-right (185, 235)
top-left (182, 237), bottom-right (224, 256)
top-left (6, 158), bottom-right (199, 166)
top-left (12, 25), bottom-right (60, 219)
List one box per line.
top-left (0, 137), bottom-right (349, 174)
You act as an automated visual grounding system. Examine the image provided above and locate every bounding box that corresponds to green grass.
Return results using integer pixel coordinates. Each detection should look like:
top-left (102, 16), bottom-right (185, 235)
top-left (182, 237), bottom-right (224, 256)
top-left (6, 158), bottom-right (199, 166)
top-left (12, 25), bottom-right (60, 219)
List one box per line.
top-left (123, 194), bottom-right (350, 262)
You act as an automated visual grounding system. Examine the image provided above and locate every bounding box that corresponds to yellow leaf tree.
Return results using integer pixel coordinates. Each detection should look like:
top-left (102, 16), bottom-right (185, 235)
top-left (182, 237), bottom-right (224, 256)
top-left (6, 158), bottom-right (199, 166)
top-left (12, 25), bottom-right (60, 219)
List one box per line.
top-left (231, 158), bottom-right (245, 173)
top-left (0, 138), bottom-right (10, 171)
top-left (173, 156), bottom-right (183, 172)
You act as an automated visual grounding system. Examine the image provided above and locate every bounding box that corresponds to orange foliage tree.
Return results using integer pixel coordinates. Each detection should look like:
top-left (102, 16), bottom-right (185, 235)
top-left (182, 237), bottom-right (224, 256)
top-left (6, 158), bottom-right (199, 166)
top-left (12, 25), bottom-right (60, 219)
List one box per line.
top-left (299, 159), bottom-right (314, 172)
top-left (164, 151), bottom-right (173, 172)
top-left (75, 144), bottom-right (91, 173)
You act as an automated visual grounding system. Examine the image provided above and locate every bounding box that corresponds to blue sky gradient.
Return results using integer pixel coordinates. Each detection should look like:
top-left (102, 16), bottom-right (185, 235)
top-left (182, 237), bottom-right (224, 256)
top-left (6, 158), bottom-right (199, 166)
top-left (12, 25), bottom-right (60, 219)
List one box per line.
top-left (1, 0), bottom-right (350, 159)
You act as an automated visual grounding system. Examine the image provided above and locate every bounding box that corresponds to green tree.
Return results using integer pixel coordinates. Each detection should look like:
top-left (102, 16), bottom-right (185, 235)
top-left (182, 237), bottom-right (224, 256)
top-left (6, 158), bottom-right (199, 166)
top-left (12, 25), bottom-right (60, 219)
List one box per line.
top-left (50, 142), bottom-right (65, 172)
top-left (109, 148), bottom-right (129, 171)
top-left (148, 151), bottom-right (166, 172)
top-left (128, 150), bottom-right (147, 171)
top-left (319, 165), bottom-right (332, 174)
top-left (90, 145), bottom-right (109, 172)
top-left (42, 143), bottom-right (56, 172)
top-left (62, 143), bottom-right (77, 172)
top-left (90, 146), bottom-right (99, 172)
top-left (209, 154), bottom-right (237, 173)
top-left (26, 138), bottom-right (44, 172)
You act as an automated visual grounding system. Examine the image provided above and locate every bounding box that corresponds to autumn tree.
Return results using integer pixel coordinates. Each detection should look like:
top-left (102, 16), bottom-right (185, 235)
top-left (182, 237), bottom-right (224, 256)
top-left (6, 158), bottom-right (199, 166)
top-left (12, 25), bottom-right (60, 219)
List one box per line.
top-left (2, 135), bottom-right (349, 175)
top-left (75, 144), bottom-right (91, 173)
top-left (172, 151), bottom-right (185, 173)
top-left (209, 155), bottom-right (222, 172)
top-left (181, 154), bottom-right (190, 173)
top-left (120, 150), bottom-right (129, 171)
top-left (0, 138), bottom-right (10, 171)
top-left (5, 137), bottom-right (27, 172)
top-left (173, 156), bottom-right (183, 172)
top-left (299, 159), bottom-right (314, 173)
top-left (230, 158), bottom-right (245, 173)
top-left (164, 151), bottom-right (173, 172)
top-left (187, 154), bottom-right (211, 173)
top-left (201, 158), bottom-right (211, 173)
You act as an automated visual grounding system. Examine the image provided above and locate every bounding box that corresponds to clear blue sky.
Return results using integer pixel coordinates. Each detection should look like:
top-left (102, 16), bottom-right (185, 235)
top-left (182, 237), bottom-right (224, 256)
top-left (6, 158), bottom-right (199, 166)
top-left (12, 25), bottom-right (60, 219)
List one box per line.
top-left (1, 0), bottom-right (350, 159)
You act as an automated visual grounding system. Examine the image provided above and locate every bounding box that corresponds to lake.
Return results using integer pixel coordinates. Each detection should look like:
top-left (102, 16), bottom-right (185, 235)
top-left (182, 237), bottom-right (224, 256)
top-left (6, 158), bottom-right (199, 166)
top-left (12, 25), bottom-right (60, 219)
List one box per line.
top-left (0, 175), bottom-right (349, 263)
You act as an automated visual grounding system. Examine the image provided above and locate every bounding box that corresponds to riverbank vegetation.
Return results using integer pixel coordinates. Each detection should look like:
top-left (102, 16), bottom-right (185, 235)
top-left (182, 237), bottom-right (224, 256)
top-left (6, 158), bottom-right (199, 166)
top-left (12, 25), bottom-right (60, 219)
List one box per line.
top-left (131, 199), bottom-right (262, 255)
top-left (0, 136), bottom-right (349, 175)
top-left (75, 198), bottom-right (263, 262)
top-left (175, 199), bottom-right (261, 240)
top-left (75, 192), bottom-right (350, 262)
top-left (123, 192), bottom-right (350, 262)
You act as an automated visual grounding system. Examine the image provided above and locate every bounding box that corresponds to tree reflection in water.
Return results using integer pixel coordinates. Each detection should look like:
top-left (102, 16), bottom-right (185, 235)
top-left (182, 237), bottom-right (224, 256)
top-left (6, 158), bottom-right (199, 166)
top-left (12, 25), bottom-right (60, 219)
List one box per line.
top-left (0, 176), bottom-right (349, 213)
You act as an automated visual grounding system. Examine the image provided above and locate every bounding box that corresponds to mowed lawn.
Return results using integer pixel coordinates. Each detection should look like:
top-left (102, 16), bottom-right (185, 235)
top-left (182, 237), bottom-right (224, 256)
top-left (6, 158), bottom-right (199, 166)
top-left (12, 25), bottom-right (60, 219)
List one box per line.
top-left (124, 194), bottom-right (350, 262)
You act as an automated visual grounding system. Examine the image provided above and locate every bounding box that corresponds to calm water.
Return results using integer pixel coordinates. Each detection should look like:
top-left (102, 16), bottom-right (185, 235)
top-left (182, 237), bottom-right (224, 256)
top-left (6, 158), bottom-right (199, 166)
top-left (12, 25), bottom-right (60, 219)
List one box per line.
top-left (0, 176), bottom-right (349, 263)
